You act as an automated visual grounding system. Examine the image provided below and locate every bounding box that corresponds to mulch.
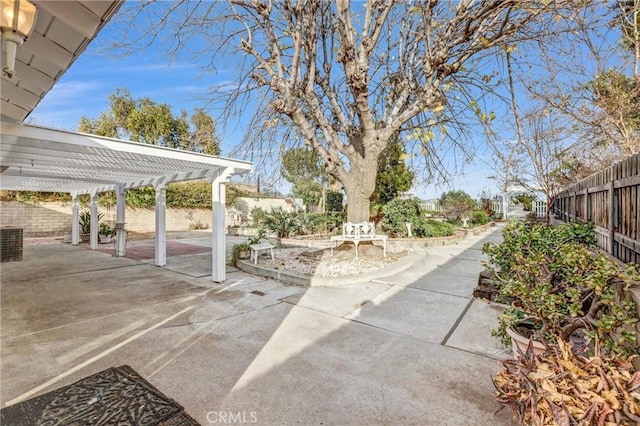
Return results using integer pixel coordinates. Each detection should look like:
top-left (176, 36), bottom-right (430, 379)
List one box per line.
top-left (1, 365), bottom-right (200, 425)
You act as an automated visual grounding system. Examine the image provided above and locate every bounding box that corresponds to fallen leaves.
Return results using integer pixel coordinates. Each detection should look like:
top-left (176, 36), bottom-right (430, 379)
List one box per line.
top-left (494, 339), bottom-right (640, 425)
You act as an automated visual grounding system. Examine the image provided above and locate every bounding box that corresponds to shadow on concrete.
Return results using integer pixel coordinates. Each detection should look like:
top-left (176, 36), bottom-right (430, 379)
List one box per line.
top-left (0, 226), bottom-right (513, 425)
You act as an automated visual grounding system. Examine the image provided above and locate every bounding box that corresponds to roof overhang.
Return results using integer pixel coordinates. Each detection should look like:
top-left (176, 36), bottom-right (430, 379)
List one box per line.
top-left (0, 122), bottom-right (252, 194)
top-left (1, 1), bottom-right (123, 122)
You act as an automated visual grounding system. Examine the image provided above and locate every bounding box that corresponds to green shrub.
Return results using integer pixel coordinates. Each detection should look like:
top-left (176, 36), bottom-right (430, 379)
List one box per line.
top-left (470, 210), bottom-right (489, 225)
top-left (483, 221), bottom-right (638, 356)
top-left (415, 220), bottom-right (455, 237)
top-left (251, 207), bottom-right (268, 226)
top-left (381, 198), bottom-right (423, 237)
top-left (325, 190), bottom-right (344, 213)
top-left (264, 208), bottom-right (301, 238)
top-left (382, 198), bottom-right (455, 238)
top-left (302, 212), bottom-right (344, 234)
top-left (439, 190), bottom-right (477, 220)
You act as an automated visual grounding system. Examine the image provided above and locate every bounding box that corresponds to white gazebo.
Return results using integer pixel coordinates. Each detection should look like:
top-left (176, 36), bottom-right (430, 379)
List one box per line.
top-left (0, 1), bottom-right (252, 282)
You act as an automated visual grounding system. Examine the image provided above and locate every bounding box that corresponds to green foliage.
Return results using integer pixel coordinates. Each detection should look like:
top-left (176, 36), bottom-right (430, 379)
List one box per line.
top-left (513, 193), bottom-right (535, 211)
top-left (251, 207), bottom-right (268, 226)
top-left (248, 227), bottom-right (267, 245)
top-left (167, 181), bottom-right (212, 208)
top-left (300, 212), bottom-right (345, 235)
top-left (0, 191), bottom-right (71, 202)
top-left (79, 210), bottom-right (104, 234)
top-left (325, 190), bottom-right (344, 213)
top-left (381, 198), bottom-right (454, 238)
top-left (371, 135), bottom-right (414, 205)
top-left (99, 222), bottom-right (114, 236)
top-left (78, 88), bottom-right (221, 154)
top-left (470, 210), bottom-right (489, 225)
top-left (381, 198), bottom-right (422, 237)
top-left (483, 221), bottom-right (639, 356)
top-left (281, 147), bottom-right (327, 210)
top-left (190, 108), bottom-right (221, 155)
top-left (264, 208), bottom-right (301, 238)
top-left (291, 180), bottom-right (323, 210)
top-left (438, 190), bottom-right (477, 220)
top-left (415, 220), bottom-right (455, 237)
top-left (231, 242), bottom-right (250, 266)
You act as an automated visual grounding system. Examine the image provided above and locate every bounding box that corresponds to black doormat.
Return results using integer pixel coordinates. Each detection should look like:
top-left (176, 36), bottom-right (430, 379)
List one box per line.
top-left (1, 365), bottom-right (200, 425)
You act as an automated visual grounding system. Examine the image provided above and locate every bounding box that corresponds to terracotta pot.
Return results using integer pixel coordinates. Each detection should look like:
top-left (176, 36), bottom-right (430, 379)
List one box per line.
top-left (506, 327), bottom-right (546, 358)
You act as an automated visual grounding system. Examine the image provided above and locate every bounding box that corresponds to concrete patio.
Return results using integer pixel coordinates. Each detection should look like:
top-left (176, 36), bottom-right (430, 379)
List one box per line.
top-left (1, 225), bottom-right (514, 425)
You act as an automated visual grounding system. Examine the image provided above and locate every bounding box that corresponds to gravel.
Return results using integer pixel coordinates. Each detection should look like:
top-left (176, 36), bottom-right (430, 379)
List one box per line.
top-left (256, 244), bottom-right (408, 278)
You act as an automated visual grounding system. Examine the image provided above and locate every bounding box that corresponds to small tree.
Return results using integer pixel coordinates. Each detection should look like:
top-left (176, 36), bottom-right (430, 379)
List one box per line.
top-left (371, 135), bottom-right (414, 206)
top-left (439, 190), bottom-right (476, 221)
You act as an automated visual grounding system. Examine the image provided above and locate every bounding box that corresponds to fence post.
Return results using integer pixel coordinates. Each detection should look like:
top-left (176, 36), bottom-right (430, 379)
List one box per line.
top-left (608, 180), bottom-right (614, 255)
top-left (584, 188), bottom-right (588, 222)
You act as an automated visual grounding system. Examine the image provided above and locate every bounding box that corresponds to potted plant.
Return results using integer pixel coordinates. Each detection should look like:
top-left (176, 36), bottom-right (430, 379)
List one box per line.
top-left (484, 220), bottom-right (640, 358)
top-left (493, 339), bottom-right (640, 424)
top-left (231, 242), bottom-right (251, 266)
top-left (99, 223), bottom-right (114, 244)
top-left (78, 211), bottom-right (104, 242)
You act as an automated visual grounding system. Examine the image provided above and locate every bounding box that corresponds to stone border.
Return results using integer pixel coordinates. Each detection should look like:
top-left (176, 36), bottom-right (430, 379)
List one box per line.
top-left (236, 253), bottom-right (423, 287)
top-left (238, 222), bottom-right (497, 287)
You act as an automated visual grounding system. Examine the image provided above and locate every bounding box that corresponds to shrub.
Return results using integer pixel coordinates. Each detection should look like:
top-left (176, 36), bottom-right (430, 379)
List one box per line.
top-left (470, 210), bottom-right (489, 225)
top-left (381, 198), bottom-right (423, 237)
top-left (302, 212), bottom-right (344, 234)
top-left (415, 220), bottom-right (455, 237)
top-left (251, 207), bottom-right (268, 226)
top-left (439, 190), bottom-right (476, 220)
top-left (382, 198), bottom-right (455, 238)
top-left (484, 221), bottom-right (639, 357)
top-left (264, 208), bottom-right (301, 238)
top-left (325, 190), bottom-right (344, 213)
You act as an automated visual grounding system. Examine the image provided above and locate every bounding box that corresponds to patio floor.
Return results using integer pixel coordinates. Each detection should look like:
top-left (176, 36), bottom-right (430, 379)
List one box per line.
top-left (1, 226), bottom-right (514, 425)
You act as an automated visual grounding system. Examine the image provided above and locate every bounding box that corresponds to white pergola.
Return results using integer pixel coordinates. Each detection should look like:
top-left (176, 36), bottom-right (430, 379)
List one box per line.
top-left (0, 122), bottom-right (252, 282)
top-left (0, 1), bottom-right (253, 282)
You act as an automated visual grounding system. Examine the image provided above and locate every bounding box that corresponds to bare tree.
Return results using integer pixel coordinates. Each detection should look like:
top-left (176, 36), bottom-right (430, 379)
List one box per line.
top-left (116, 0), bottom-right (576, 221)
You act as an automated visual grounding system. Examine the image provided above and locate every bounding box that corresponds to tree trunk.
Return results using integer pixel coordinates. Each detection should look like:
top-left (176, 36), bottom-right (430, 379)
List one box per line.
top-left (344, 184), bottom-right (372, 222)
top-left (342, 160), bottom-right (378, 222)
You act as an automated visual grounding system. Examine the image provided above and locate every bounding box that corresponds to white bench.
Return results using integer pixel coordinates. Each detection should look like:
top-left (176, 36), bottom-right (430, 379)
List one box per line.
top-left (330, 221), bottom-right (386, 260)
top-left (250, 243), bottom-right (275, 264)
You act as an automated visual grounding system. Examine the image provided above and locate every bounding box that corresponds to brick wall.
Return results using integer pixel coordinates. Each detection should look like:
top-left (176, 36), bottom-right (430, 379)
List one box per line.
top-left (0, 201), bottom-right (224, 237)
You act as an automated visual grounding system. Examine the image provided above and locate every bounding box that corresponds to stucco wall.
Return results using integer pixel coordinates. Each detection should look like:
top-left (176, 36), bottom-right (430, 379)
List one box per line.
top-left (0, 201), bottom-right (222, 237)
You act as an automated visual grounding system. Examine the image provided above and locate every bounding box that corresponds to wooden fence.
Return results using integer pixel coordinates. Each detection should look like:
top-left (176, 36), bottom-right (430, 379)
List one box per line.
top-left (554, 152), bottom-right (640, 264)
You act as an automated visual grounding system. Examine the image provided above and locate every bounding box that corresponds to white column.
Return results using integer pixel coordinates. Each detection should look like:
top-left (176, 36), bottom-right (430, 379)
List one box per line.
top-left (90, 192), bottom-right (98, 250)
top-left (502, 194), bottom-right (508, 220)
top-left (115, 185), bottom-right (127, 257)
top-left (155, 183), bottom-right (167, 266)
top-left (71, 192), bottom-right (79, 246)
top-left (211, 172), bottom-right (229, 282)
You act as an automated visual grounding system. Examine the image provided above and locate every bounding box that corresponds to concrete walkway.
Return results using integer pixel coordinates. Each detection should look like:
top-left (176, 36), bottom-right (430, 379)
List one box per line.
top-left (1, 225), bottom-right (514, 425)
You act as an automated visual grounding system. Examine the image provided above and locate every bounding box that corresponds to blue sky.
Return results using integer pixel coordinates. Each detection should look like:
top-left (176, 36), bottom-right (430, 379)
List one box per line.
top-left (26, 5), bottom-right (545, 201)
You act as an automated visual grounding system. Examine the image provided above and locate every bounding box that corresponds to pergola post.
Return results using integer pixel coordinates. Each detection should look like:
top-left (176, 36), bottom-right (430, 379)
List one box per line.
top-left (155, 183), bottom-right (167, 266)
top-left (71, 192), bottom-right (79, 246)
top-left (211, 170), bottom-right (232, 282)
top-left (90, 191), bottom-right (98, 250)
top-left (115, 184), bottom-right (127, 257)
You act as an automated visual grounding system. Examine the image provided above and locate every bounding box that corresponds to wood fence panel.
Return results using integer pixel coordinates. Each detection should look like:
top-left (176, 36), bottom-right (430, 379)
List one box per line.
top-left (554, 152), bottom-right (640, 264)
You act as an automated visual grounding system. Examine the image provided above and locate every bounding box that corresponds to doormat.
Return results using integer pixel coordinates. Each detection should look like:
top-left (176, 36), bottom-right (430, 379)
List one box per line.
top-left (1, 365), bottom-right (200, 425)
